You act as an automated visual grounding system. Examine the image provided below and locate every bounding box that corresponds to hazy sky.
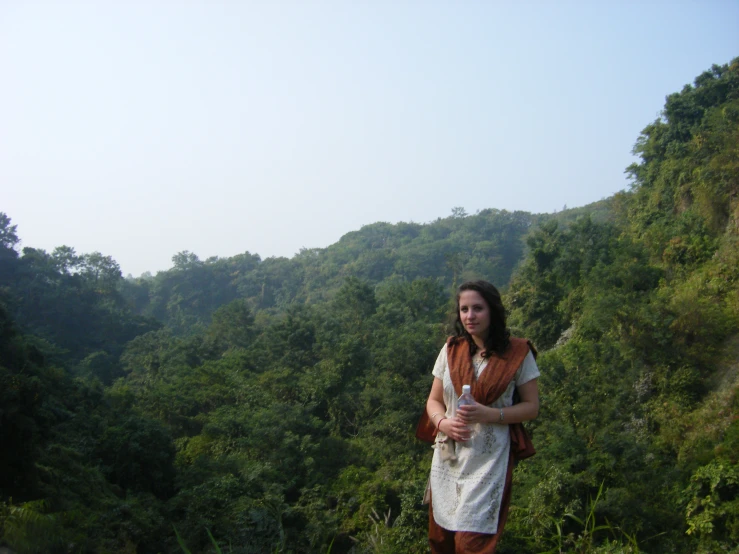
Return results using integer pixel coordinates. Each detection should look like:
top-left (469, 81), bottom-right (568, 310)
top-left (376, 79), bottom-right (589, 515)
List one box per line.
top-left (2, 1), bottom-right (737, 276)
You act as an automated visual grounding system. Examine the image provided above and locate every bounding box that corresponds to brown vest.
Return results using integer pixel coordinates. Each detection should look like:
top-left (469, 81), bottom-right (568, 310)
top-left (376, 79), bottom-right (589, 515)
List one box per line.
top-left (416, 337), bottom-right (536, 461)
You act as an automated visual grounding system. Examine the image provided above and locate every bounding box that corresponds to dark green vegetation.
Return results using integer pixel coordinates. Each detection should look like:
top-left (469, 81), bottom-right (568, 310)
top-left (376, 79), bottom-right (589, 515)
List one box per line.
top-left (1, 58), bottom-right (737, 553)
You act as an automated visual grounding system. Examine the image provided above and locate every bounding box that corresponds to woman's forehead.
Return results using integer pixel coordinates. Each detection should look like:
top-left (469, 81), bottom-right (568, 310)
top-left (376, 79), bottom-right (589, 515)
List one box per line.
top-left (459, 290), bottom-right (486, 304)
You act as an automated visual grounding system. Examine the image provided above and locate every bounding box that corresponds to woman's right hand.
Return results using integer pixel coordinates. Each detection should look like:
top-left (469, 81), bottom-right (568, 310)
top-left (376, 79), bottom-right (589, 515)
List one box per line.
top-left (440, 417), bottom-right (471, 442)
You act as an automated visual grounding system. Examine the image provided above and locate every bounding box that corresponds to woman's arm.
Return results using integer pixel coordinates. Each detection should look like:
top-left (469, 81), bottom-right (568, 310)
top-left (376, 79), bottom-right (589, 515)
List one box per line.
top-left (426, 377), bottom-right (472, 442)
top-left (457, 378), bottom-right (539, 426)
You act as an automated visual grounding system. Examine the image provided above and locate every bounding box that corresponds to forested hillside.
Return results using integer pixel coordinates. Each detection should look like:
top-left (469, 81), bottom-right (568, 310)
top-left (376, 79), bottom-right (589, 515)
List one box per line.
top-left (1, 58), bottom-right (737, 553)
top-left (117, 208), bottom-right (541, 336)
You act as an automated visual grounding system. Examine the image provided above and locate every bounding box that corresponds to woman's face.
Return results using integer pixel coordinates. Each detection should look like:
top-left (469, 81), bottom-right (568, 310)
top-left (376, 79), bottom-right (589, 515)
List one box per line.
top-left (458, 290), bottom-right (491, 341)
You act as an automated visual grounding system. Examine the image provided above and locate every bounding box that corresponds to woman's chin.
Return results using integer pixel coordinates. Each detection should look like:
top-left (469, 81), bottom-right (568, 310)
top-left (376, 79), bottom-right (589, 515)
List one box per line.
top-left (467, 328), bottom-right (488, 341)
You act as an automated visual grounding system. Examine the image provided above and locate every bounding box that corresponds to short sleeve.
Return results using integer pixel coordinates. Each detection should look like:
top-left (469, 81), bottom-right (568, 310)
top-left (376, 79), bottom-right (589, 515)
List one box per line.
top-left (431, 344), bottom-right (448, 380)
top-left (514, 350), bottom-right (540, 387)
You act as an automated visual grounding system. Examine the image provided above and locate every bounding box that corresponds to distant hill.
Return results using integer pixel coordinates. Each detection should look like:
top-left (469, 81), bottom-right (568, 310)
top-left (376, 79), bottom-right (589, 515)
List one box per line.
top-left (119, 207), bottom-right (552, 333)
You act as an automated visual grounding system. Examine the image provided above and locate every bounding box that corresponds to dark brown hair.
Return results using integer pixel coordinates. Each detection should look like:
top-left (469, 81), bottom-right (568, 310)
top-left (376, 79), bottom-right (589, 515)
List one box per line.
top-left (451, 280), bottom-right (510, 357)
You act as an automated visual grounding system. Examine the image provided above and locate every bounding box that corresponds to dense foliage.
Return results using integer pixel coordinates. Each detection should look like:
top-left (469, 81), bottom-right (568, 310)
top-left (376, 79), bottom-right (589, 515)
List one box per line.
top-left (1, 58), bottom-right (737, 553)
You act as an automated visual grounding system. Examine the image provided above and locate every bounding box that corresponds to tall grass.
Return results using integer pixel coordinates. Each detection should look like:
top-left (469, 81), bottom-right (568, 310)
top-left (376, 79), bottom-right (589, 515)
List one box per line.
top-left (174, 526), bottom-right (225, 554)
top-left (542, 482), bottom-right (643, 554)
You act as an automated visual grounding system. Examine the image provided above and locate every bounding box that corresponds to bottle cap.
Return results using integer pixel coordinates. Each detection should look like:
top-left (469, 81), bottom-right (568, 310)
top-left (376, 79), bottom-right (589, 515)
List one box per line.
top-left (462, 384), bottom-right (471, 393)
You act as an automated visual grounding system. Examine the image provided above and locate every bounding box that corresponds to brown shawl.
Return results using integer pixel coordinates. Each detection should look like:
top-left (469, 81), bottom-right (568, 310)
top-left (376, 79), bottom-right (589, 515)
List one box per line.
top-left (416, 337), bottom-right (536, 461)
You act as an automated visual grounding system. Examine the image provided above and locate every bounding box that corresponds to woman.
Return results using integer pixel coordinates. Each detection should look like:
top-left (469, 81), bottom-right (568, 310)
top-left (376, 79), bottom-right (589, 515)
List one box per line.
top-left (425, 280), bottom-right (540, 553)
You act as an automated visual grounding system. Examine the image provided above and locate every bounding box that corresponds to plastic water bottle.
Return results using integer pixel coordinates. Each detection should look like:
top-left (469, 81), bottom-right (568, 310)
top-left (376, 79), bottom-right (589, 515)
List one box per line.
top-left (457, 385), bottom-right (477, 442)
top-left (458, 384), bottom-right (475, 408)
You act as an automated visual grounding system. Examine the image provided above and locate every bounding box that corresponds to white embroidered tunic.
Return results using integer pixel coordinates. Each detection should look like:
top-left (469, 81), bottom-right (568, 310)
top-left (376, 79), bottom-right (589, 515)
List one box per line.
top-left (429, 344), bottom-right (540, 534)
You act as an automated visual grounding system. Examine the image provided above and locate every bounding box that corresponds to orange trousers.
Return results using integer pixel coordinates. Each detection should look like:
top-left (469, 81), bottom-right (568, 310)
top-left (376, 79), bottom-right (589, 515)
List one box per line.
top-left (428, 457), bottom-right (514, 554)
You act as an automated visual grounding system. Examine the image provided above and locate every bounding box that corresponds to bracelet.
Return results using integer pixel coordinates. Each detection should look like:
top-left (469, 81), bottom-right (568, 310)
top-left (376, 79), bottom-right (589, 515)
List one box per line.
top-left (437, 417), bottom-right (447, 430)
top-left (430, 411), bottom-right (442, 422)
top-left (499, 408), bottom-right (504, 423)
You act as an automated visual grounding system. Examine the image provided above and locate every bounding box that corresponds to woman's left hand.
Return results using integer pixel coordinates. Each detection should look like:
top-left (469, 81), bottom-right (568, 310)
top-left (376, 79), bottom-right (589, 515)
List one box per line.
top-left (457, 402), bottom-right (490, 425)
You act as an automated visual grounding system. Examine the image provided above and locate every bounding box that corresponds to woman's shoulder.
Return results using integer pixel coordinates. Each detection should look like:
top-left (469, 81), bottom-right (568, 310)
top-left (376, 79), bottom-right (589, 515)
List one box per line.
top-left (432, 342), bottom-right (450, 377)
top-left (433, 341), bottom-right (450, 361)
top-left (509, 337), bottom-right (537, 359)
